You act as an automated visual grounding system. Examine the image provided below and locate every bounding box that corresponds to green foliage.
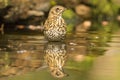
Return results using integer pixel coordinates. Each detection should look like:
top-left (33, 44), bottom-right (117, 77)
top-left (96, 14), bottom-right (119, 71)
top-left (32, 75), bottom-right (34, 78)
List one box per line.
top-left (63, 9), bottom-right (76, 19)
top-left (66, 24), bottom-right (74, 33)
top-left (63, 9), bottom-right (77, 33)
top-left (89, 0), bottom-right (99, 5)
top-left (50, 0), bottom-right (57, 6)
top-left (89, 0), bottom-right (120, 16)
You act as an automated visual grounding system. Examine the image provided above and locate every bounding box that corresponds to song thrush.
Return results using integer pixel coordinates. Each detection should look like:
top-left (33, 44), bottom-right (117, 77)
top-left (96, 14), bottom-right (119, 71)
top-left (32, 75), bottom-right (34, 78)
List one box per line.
top-left (44, 42), bottom-right (67, 78)
top-left (44, 5), bottom-right (66, 41)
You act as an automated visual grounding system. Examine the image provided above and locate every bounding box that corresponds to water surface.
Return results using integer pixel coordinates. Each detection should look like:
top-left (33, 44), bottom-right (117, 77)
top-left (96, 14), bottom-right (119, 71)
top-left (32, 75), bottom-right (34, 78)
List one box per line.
top-left (0, 23), bottom-right (120, 80)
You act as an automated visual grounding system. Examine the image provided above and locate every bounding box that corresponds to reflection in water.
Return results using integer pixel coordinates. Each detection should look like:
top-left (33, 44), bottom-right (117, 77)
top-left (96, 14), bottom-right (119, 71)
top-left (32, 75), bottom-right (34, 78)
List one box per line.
top-left (0, 35), bottom-right (45, 77)
top-left (0, 35), bottom-right (11, 51)
top-left (0, 22), bottom-right (119, 80)
top-left (0, 51), bottom-right (43, 77)
top-left (44, 42), bottom-right (67, 78)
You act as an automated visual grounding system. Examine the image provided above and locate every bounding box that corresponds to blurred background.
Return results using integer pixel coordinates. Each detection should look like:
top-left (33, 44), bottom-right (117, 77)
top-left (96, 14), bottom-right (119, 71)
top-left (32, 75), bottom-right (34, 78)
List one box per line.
top-left (0, 0), bottom-right (120, 80)
top-left (0, 0), bottom-right (120, 33)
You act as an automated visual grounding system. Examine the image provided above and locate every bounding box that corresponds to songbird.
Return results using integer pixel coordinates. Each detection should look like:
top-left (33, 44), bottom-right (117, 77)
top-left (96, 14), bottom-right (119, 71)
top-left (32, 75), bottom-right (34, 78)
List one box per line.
top-left (44, 42), bottom-right (67, 78)
top-left (44, 5), bottom-right (66, 41)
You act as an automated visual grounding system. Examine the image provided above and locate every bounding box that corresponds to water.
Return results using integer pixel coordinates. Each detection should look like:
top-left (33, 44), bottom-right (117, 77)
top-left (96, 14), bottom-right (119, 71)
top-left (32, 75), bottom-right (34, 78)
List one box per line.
top-left (0, 23), bottom-right (120, 80)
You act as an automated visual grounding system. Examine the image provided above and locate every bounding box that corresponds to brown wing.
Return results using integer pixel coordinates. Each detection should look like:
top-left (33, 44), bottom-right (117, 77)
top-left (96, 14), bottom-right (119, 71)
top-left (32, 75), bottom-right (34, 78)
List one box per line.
top-left (44, 18), bottom-right (55, 30)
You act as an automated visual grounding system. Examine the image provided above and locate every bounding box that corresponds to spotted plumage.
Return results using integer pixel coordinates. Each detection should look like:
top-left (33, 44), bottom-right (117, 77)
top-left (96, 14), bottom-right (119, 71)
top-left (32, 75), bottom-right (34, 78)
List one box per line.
top-left (44, 5), bottom-right (66, 41)
top-left (44, 42), bottom-right (67, 78)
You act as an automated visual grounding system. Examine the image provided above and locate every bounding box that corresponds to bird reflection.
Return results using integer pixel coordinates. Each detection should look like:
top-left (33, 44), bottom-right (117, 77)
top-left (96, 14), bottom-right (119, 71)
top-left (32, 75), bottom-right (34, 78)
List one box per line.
top-left (44, 42), bottom-right (67, 78)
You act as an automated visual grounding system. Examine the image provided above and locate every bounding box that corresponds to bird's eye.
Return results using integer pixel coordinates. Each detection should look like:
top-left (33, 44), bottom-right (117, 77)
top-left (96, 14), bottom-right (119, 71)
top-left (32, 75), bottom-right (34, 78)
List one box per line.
top-left (56, 8), bottom-right (60, 12)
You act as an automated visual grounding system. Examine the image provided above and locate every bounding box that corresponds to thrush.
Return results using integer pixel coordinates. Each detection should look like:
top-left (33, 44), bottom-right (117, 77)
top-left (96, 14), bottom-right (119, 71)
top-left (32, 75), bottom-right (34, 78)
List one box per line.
top-left (44, 42), bottom-right (67, 78)
top-left (44, 5), bottom-right (66, 41)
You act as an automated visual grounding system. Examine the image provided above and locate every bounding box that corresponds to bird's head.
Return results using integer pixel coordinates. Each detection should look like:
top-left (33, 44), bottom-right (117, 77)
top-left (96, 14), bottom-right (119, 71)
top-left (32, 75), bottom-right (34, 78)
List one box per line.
top-left (49, 5), bottom-right (66, 17)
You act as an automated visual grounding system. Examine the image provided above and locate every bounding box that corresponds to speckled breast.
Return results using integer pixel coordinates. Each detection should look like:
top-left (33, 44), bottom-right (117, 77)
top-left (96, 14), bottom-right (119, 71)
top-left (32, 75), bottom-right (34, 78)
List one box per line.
top-left (44, 26), bottom-right (66, 41)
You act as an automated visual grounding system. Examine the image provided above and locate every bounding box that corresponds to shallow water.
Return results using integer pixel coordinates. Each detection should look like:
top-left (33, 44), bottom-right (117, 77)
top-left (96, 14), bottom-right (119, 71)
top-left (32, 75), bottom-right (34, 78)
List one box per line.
top-left (0, 24), bottom-right (120, 80)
